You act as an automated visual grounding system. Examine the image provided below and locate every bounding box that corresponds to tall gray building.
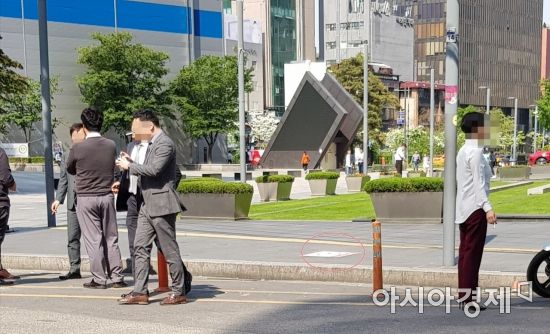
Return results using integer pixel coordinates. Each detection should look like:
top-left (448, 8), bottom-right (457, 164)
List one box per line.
top-left (323, 0), bottom-right (414, 81)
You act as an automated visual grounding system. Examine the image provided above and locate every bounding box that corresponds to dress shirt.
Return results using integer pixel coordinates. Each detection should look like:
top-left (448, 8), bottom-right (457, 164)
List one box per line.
top-left (129, 142), bottom-right (148, 195)
top-left (455, 139), bottom-right (492, 224)
top-left (394, 147), bottom-right (405, 161)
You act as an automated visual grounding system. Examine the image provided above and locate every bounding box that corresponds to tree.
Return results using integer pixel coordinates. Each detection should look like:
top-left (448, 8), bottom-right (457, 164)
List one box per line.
top-left (77, 32), bottom-right (171, 136)
top-left (0, 35), bottom-right (28, 113)
top-left (171, 55), bottom-right (253, 163)
top-left (0, 78), bottom-right (60, 143)
top-left (249, 109), bottom-right (279, 149)
top-left (329, 53), bottom-right (400, 146)
top-left (537, 79), bottom-right (550, 132)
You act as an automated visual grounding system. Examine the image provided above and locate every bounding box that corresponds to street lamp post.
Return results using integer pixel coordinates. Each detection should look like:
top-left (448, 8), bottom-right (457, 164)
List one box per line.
top-left (510, 97), bottom-right (518, 164)
top-left (530, 104), bottom-right (539, 153)
top-left (479, 86), bottom-right (490, 114)
top-left (429, 68), bottom-right (435, 178)
top-left (237, 0), bottom-right (246, 182)
top-left (363, 43), bottom-right (369, 174)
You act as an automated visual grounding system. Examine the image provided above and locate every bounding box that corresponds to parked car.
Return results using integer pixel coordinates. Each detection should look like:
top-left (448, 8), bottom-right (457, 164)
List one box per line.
top-left (528, 151), bottom-right (550, 165)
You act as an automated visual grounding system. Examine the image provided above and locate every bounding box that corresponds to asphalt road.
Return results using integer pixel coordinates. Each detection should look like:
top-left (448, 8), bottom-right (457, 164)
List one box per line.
top-left (1, 271), bottom-right (549, 334)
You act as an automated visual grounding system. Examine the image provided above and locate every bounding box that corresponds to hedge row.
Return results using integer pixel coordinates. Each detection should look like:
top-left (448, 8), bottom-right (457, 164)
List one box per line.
top-left (363, 177), bottom-right (444, 193)
top-left (177, 178), bottom-right (253, 194)
top-left (255, 175), bottom-right (295, 183)
top-left (9, 157), bottom-right (46, 164)
top-left (305, 171), bottom-right (340, 180)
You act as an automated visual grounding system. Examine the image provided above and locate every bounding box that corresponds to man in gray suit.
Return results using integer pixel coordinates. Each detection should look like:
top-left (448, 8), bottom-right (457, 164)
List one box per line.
top-left (51, 123), bottom-right (85, 280)
top-left (117, 109), bottom-right (188, 306)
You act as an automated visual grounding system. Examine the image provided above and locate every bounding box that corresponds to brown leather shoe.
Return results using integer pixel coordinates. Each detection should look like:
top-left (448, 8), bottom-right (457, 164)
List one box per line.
top-left (118, 292), bottom-right (149, 305)
top-left (0, 269), bottom-right (20, 280)
top-left (160, 294), bottom-right (187, 305)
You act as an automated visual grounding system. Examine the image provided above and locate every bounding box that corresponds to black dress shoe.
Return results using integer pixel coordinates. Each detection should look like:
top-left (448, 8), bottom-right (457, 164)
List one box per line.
top-left (112, 281), bottom-right (128, 288)
top-left (459, 302), bottom-right (487, 312)
top-left (185, 271), bottom-right (193, 295)
top-left (59, 272), bottom-right (82, 280)
top-left (83, 280), bottom-right (107, 289)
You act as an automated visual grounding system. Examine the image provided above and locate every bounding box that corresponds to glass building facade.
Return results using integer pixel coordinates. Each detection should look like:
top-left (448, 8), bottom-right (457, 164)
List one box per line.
top-left (271, 0), bottom-right (296, 114)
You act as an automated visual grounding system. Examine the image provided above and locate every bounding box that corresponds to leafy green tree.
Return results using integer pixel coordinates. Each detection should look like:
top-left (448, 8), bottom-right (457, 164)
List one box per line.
top-left (171, 55), bottom-right (253, 163)
top-left (0, 35), bottom-right (28, 113)
top-left (329, 53), bottom-right (400, 146)
top-left (77, 32), bottom-right (171, 136)
top-left (537, 79), bottom-right (550, 132)
top-left (0, 78), bottom-right (60, 143)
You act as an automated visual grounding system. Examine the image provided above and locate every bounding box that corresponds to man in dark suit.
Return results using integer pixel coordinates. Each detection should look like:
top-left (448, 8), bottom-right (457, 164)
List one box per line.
top-left (117, 109), bottom-right (188, 306)
top-left (51, 123), bottom-right (85, 280)
top-left (0, 145), bottom-right (18, 284)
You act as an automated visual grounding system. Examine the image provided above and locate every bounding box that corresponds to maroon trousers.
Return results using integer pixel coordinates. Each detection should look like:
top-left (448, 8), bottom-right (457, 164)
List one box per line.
top-left (458, 209), bottom-right (487, 302)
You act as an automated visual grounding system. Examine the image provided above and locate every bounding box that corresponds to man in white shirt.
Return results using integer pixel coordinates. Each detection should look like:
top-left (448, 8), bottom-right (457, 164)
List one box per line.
top-left (455, 112), bottom-right (497, 311)
top-left (394, 144), bottom-right (406, 176)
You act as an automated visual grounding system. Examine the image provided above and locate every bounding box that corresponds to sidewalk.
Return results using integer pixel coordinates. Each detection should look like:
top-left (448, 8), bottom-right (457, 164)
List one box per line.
top-left (4, 172), bottom-right (548, 288)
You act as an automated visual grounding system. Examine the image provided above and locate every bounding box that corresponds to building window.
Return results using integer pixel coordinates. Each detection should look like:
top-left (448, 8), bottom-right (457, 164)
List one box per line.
top-left (340, 21), bottom-right (364, 30)
top-left (326, 41), bottom-right (337, 49)
top-left (326, 23), bottom-right (337, 31)
top-left (348, 0), bottom-right (364, 14)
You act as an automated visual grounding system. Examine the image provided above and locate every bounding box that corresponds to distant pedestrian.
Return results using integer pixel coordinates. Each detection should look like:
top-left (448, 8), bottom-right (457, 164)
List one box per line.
top-left (456, 112), bottom-right (496, 312)
top-left (345, 150), bottom-right (353, 175)
top-left (357, 151), bottom-right (364, 174)
top-left (227, 151), bottom-right (233, 164)
top-left (301, 151), bottom-right (310, 171)
top-left (411, 151), bottom-right (421, 172)
top-left (394, 143), bottom-right (406, 176)
top-left (117, 109), bottom-right (189, 306)
top-left (66, 107), bottom-right (126, 289)
top-left (0, 145), bottom-right (19, 284)
top-left (51, 123), bottom-right (85, 280)
top-left (490, 150), bottom-right (497, 178)
top-left (422, 156), bottom-right (430, 172)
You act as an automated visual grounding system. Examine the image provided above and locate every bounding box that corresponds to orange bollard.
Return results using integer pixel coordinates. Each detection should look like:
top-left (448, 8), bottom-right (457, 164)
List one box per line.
top-left (155, 250), bottom-right (170, 292)
top-left (372, 219), bottom-right (383, 296)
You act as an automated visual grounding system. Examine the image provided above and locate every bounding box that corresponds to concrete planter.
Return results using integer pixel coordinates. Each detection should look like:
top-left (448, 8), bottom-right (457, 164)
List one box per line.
top-left (345, 176), bottom-right (369, 193)
top-left (257, 182), bottom-right (293, 202)
top-left (179, 193), bottom-right (253, 220)
top-left (367, 172), bottom-right (381, 180)
top-left (308, 179), bottom-right (337, 196)
top-left (370, 192), bottom-right (443, 224)
top-left (499, 166), bottom-right (530, 180)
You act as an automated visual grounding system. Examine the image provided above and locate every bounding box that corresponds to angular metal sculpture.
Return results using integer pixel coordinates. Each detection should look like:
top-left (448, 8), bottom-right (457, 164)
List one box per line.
top-left (260, 71), bottom-right (363, 169)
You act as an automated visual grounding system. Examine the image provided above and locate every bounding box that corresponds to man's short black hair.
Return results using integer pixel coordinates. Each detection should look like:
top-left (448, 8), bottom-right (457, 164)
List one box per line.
top-left (460, 112), bottom-right (485, 134)
top-left (80, 107), bottom-right (103, 132)
top-left (69, 123), bottom-right (83, 136)
top-left (133, 109), bottom-right (160, 127)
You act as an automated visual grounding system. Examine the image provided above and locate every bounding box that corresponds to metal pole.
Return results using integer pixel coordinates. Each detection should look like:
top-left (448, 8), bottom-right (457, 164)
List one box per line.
top-left (429, 68), bottom-right (434, 177)
top-left (534, 106), bottom-right (538, 153)
top-left (113, 0), bottom-right (118, 32)
top-left (38, 0), bottom-right (56, 228)
top-left (486, 87), bottom-right (491, 115)
top-left (404, 88), bottom-right (409, 164)
top-left (221, 0), bottom-right (226, 56)
top-left (20, 0), bottom-right (28, 75)
top-left (512, 98), bottom-right (518, 164)
top-left (443, 0), bottom-right (459, 267)
top-left (363, 43), bottom-right (369, 173)
top-left (237, 0), bottom-right (246, 183)
top-left (336, 0), bottom-right (340, 63)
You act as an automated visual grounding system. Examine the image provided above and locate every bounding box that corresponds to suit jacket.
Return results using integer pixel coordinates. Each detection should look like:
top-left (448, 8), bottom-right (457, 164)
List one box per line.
top-left (56, 163), bottom-right (76, 211)
top-left (128, 131), bottom-right (185, 217)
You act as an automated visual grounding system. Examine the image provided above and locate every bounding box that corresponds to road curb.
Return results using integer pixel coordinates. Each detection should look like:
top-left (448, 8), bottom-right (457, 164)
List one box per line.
top-left (2, 254), bottom-right (526, 288)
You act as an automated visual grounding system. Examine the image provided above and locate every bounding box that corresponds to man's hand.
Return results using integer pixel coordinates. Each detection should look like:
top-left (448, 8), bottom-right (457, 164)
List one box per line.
top-left (486, 210), bottom-right (497, 225)
top-left (111, 181), bottom-right (120, 194)
top-left (51, 200), bottom-right (60, 214)
top-left (8, 182), bottom-right (16, 193)
top-left (116, 157), bottom-right (131, 171)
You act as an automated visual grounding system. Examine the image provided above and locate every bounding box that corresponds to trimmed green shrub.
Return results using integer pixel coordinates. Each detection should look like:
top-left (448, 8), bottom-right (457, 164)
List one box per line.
top-left (9, 157), bottom-right (46, 164)
top-left (305, 171), bottom-right (340, 180)
top-left (347, 173), bottom-right (370, 180)
top-left (255, 175), bottom-right (295, 183)
top-left (180, 177), bottom-right (223, 183)
top-left (364, 177), bottom-right (444, 193)
top-left (177, 180), bottom-right (253, 194)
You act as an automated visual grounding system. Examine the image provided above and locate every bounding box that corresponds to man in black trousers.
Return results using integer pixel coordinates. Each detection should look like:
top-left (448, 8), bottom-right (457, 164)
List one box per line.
top-left (51, 123), bottom-right (86, 280)
top-left (0, 145), bottom-right (18, 284)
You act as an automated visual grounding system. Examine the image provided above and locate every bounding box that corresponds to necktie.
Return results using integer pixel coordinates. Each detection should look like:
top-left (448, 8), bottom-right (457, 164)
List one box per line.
top-left (129, 144), bottom-right (143, 195)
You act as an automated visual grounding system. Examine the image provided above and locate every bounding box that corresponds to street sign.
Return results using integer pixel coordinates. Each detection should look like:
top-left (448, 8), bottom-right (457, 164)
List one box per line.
top-left (0, 143), bottom-right (29, 158)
